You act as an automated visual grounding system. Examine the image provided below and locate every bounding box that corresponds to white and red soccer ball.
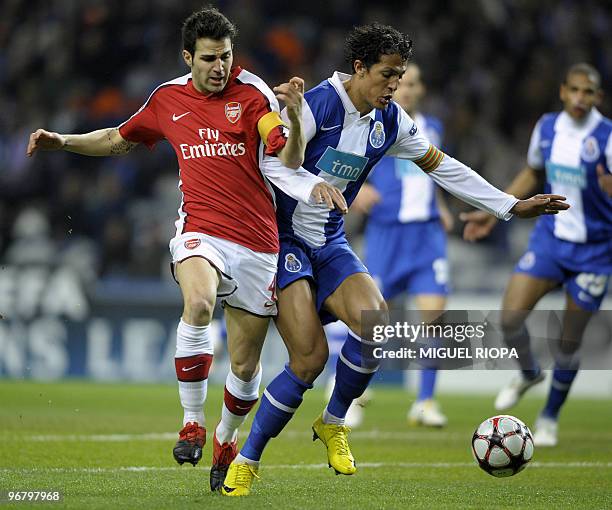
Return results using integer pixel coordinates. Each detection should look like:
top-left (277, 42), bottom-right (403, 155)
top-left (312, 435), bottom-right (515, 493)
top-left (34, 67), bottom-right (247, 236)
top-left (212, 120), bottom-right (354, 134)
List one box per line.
top-left (472, 415), bottom-right (534, 477)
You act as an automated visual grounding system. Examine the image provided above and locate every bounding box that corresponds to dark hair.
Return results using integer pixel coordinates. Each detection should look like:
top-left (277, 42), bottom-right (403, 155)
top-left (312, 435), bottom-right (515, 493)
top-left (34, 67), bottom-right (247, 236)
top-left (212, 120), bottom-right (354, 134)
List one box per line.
top-left (182, 6), bottom-right (237, 56)
top-left (344, 23), bottom-right (413, 71)
top-left (565, 62), bottom-right (601, 89)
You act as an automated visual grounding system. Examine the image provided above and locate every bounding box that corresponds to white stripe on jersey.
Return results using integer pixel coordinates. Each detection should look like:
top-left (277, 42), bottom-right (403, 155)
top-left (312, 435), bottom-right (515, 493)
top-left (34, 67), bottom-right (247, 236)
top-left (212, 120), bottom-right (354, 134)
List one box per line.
top-left (174, 177), bottom-right (187, 236)
top-left (236, 69), bottom-right (281, 113)
top-left (398, 112), bottom-right (438, 223)
top-left (399, 172), bottom-right (434, 222)
top-left (291, 95), bottom-right (374, 246)
top-left (118, 73), bottom-right (191, 129)
top-left (236, 69), bottom-right (282, 207)
top-left (549, 110), bottom-right (602, 243)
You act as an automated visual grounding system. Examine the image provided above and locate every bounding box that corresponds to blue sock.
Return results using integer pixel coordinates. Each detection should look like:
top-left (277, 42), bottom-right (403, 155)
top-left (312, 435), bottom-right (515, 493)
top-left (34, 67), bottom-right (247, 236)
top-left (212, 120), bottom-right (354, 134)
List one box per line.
top-left (417, 368), bottom-right (437, 401)
top-left (542, 364), bottom-right (578, 420)
top-left (240, 364), bottom-right (312, 461)
top-left (504, 324), bottom-right (540, 380)
top-left (324, 322), bottom-right (346, 379)
top-left (327, 330), bottom-right (379, 419)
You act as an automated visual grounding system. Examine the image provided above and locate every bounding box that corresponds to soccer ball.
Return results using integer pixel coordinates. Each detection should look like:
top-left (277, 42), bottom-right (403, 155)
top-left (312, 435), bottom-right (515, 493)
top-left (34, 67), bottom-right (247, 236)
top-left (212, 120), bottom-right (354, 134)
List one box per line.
top-left (471, 415), bottom-right (534, 477)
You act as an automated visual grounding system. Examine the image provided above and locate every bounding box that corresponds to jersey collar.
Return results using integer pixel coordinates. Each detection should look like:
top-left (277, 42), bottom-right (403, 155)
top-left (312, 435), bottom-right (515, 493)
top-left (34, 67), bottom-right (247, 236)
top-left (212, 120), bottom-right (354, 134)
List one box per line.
top-left (558, 107), bottom-right (602, 133)
top-left (328, 71), bottom-right (377, 120)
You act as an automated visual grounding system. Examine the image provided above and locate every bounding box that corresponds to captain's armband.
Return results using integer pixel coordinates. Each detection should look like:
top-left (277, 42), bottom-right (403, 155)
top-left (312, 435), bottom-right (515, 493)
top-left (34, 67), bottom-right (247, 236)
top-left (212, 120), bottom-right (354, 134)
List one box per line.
top-left (413, 145), bottom-right (445, 173)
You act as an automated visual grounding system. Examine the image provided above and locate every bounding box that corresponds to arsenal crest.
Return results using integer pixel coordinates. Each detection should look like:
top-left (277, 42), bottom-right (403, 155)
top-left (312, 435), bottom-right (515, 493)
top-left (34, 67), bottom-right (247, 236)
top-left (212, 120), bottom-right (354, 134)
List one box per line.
top-left (225, 102), bottom-right (242, 124)
top-left (184, 239), bottom-right (201, 250)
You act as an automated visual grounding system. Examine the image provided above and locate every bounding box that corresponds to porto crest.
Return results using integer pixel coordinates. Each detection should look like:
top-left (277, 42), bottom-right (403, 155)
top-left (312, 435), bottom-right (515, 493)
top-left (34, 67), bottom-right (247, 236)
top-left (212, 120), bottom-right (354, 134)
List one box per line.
top-left (369, 121), bottom-right (385, 149)
top-left (284, 253), bottom-right (302, 273)
top-left (580, 136), bottom-right (600, 163)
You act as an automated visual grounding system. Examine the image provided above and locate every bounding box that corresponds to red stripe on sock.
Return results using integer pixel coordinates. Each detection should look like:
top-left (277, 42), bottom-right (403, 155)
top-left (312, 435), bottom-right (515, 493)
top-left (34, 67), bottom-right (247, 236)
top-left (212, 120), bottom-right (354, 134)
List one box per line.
top-left (223, 386), bottom-right (258, 416)
top-left (175, 354), bottom-right (213, 382)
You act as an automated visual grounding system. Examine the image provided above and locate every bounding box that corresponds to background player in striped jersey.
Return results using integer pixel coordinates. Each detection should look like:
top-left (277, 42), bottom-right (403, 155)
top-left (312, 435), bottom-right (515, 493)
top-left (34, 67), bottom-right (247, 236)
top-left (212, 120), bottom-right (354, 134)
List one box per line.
top-left (222, 23), bottom-right (569, 496)
top-left (26, 6), bottom-right (346, 492)
top-left (351, 62), bottom-right (452, 428)
top-left (462, 63), bottom-right (612, 447)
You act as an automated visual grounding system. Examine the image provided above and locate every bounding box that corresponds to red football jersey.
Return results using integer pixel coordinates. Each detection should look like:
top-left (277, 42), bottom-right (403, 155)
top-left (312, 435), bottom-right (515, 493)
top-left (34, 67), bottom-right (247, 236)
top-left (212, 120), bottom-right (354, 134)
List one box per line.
top-left (118, 67), bottom-right (287, 253)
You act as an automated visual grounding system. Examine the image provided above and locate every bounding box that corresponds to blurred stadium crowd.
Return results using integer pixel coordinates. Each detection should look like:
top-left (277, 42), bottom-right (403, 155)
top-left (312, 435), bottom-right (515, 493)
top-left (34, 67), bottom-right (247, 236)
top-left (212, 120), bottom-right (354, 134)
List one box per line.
top-left (1, 0), bottom-right (611, 289)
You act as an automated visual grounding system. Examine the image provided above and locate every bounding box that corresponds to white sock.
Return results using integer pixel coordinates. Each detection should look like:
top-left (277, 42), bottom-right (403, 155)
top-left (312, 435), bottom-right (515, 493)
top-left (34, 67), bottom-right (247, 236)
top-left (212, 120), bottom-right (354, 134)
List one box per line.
top-left (216, 367), bottom-right (262, 444)
top-left (175, 319), bottom-right (211, 357)
top-left (235, 453), bottom-right (260, 467)
top-left (179, 381), bottom-right (206, 426)
top-left (175, 319), bottom-right (213, 427)
top-left (322, 407), bottom-right (345, 426)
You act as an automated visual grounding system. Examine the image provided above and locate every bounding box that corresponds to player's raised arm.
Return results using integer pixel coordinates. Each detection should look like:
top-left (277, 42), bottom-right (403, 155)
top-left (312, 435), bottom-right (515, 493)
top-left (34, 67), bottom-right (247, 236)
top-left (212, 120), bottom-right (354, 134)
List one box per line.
top-left (27, 127), bottom-right (137, 157)
top-left (273, 77), bottom-right (306, 169)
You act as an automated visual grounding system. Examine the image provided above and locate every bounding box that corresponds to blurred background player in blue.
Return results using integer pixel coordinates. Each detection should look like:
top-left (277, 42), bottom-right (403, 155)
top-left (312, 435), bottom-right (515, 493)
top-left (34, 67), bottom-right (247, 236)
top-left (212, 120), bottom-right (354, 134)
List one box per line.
top-left (462, 63), bottom-right (612, 447)
top-left (351, 62), bottom-right (452, 428)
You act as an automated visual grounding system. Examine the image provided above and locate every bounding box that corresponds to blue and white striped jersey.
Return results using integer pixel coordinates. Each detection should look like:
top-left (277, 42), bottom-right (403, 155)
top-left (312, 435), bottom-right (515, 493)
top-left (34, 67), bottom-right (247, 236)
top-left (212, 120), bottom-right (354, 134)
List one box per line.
top-left (367, 112), bottom-right (444, 224)
top-left (527, 108), bottom-right (612, 243)
top-left (271, 71), bottom-right (517, 248)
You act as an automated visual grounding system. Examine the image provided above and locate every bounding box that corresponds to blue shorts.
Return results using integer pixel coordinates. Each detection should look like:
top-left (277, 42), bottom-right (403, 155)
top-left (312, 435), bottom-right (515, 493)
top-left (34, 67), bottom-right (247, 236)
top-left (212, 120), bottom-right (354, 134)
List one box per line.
top-left (277, 234), bottom-right (368, 325)
top-left (515, 222), bottom-right (611, 311)
top-left (364, 219), bottom-right (449, 300)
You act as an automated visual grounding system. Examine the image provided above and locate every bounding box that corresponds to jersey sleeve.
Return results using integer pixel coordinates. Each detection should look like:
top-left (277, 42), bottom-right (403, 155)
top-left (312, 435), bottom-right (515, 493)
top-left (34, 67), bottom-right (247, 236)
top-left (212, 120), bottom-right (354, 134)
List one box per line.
top-left (118, 95), bottom-right (164, 149)
top-left (257, 111), bottom-right (287, 156)
top-left (526, 116), bottom-right (545, 170)
top-left (260, 154), bottom-right (324, 204)
top-left (250, 89), bottom-right (287, 156)
top-left (390, 107), bottom-right (517, 219)
top-left (387, 108), bottom-right (433, 161)
top-left (427, 156), bottom-right (518, 220)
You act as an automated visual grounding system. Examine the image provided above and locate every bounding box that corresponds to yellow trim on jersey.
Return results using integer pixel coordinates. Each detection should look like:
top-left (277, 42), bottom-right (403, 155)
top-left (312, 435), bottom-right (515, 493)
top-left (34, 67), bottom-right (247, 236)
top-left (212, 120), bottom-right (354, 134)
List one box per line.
top-left (257, 111), bottom-right (286, 144)
top-left (414, 144), bottom-right (445, 173)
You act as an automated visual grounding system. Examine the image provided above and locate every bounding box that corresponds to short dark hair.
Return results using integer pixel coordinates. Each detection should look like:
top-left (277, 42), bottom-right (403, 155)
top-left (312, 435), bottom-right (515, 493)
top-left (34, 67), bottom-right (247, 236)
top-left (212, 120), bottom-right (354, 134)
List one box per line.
top-left (565, 63), bottom-right (601, 89)
top-left (344, 23), bottom-right (413, 71)
top-left (182, 6), bottom-right (237, 56)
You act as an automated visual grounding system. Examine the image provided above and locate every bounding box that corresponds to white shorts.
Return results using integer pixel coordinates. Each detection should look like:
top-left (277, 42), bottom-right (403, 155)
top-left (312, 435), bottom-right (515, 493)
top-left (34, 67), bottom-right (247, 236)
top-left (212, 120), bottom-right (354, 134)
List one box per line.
top-left (169, 232), bottom-right (278, 316)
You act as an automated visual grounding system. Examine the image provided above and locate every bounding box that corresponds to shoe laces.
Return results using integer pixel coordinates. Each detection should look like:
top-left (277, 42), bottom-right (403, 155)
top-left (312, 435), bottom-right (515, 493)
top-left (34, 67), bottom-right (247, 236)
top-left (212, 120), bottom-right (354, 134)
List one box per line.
top-left (215, 440), bottom-right (237, 465)
top-left (231, 464), bottom-right (260, 486)
top-left (179, 422), bottom-right (204, 443)
top-left (328, 425), bottom-right (351, 456)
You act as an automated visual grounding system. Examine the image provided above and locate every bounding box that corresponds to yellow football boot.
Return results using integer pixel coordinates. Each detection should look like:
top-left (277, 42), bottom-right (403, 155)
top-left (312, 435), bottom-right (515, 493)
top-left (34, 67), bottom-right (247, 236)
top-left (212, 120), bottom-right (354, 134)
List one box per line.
top-left (220, 462), bottom-right (259, 497)
top-left (312, 414), bottom-right (356, 475)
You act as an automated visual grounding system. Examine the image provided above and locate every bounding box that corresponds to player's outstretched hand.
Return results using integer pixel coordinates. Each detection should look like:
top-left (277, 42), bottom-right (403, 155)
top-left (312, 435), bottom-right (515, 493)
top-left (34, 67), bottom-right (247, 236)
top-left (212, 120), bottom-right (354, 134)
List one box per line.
top-left (27, 129), bottom-right (65, 157)
top-left (274, 77), bottom-right (304, 123)
top-left (311, 182), bottom-right (348, 214)
top-left (597, 163), bottom-right (612, 198)
top-left (459, 210), bottom-right (497, 242)
top-left (351, 183), bottom-right (381, 214)
top-left (510, 194), bottom-right (570, 218)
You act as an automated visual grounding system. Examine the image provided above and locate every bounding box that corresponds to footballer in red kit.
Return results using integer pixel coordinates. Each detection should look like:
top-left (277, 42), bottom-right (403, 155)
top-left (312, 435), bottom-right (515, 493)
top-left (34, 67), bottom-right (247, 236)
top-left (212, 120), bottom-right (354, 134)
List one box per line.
top-left (26, 6), bottom-right (347, 493)
top-left (118, 67), bottom-right (290, 253)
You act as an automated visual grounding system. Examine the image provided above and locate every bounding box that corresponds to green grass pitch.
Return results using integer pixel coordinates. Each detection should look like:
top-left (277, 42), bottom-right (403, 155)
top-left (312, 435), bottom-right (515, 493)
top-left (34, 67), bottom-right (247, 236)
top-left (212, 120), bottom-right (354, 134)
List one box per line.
top-left (0, 380), bottom-right (611, 509)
